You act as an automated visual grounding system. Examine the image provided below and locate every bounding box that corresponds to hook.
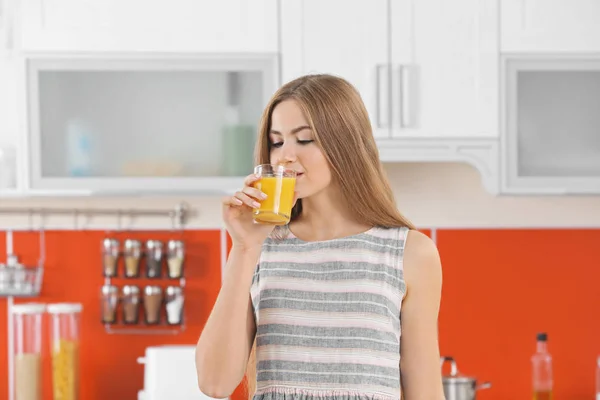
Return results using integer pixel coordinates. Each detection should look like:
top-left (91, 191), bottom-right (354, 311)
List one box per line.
top-left (81, 211), bottom-right (91, 231)
top-left (39, 211), bottom-right (47, 231)
top-left (127, 210), bottom-right (135, 230)
top-left (38, 215), bottom-right (46, 268)
top-left (170, 211), bottom-right (176, 231)
top-left (116, 210), bottom-right (122, 231)
top-left (28, 209), bottom-right (34, 231)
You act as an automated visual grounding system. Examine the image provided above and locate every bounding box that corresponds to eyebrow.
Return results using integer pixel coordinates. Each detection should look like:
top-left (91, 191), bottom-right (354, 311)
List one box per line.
top-left (270, 125), bottom-right (312, 135)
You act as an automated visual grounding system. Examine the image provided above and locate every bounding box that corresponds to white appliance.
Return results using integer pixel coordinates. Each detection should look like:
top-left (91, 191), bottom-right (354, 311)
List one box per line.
top-left (137, 345), bottom-right (229, 400)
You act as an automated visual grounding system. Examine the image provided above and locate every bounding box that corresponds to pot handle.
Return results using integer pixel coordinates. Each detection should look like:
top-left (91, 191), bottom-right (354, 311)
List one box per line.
top-left (440, 356), bottom-right (458, 376)
top-left (476, 382), bottom-right (492, 390)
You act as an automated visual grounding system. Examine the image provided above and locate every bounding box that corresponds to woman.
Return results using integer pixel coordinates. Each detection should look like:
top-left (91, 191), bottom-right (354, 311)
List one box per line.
top-left (195, 74), bottom-right (444, 400)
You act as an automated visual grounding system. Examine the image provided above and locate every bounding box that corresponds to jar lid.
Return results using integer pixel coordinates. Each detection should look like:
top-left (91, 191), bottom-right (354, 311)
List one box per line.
top-left (47, 303), bottom-right (83, 314)
top-left (146, 240), bottom-right (163, 249)
top-left (101, 284), bottom-right (118, 294)
top-left (125, 239), bottom-right (141, 248)
top-left (145, 285), bottom-right (162, 295)
top-left (103, 238), bottom-right (119, 246)
top-left (168, 240), bottom-right (184, 249)
top-left (123, 285), bottom-right (140, 295)
top-left (12, 303), bottom-right (46, 314)
top-left (166, 286), bottom-right (183, 296)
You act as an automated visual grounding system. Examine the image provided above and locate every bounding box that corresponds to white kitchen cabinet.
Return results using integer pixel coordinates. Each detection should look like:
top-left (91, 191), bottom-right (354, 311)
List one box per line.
top-left (501, 0), bottom-right (600, 53)
top-left (280, 0), bottom-right (391, 138)
top-left (281, 0), bottom-right (499, 140)
top-left (19, 0), bottom-right (278, 53)
top-left (280, 0), bottom-right (501, 194)
top-left (0, 56), bottom-right (21, 193)
top-left (501, 55), bottom-right (600, 194)
top-left (390, 0), bottom-right (498, 138)
top-left (19, 54), bottom-right (278, 195)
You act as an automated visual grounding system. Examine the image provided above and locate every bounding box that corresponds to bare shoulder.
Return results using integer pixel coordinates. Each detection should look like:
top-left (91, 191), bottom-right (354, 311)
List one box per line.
top-left (403, 229), bottom-right (442, 289)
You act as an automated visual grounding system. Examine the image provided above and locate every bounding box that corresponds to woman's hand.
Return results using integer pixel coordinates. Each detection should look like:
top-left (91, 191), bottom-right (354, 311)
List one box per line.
top-left (222, 173), bottom-right (276, 251)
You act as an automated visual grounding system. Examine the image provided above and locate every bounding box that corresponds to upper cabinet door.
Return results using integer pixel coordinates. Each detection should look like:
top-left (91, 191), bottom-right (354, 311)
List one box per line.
top-left (502, 56), bottom-right (600, 194)
top-left (501, 0), bottom-right (600, 52)
top-left (280, 0), bottom-right (391, 138)
top-left (390, 0), bottom-right (499, 138)
top-left (19, 0), bottom-right (278, 53)
top-left (25, 55), bottom-right (278, 194)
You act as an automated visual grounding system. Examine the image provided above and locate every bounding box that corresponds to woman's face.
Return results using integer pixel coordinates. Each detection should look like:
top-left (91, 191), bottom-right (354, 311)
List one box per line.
top-left (269, 99), bottom-right (332, 199)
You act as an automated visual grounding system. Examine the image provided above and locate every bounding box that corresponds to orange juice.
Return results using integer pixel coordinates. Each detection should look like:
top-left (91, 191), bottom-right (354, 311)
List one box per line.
top-left (252, 176), bottom-right (296, 225)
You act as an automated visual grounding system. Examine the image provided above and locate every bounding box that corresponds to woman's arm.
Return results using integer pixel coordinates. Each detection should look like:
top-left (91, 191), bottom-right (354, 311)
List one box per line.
top-left (399, 230), bottom-right (445, 400)
top-left (195, 246), bottom-right (260, 398)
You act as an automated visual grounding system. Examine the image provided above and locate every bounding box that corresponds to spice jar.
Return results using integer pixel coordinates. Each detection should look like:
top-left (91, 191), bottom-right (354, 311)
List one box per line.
top-left (102, 238), bottom-right (119, 277)
top-left (167, 240), bottom-right (185, 279)
top-left (122, 285), bottom-right (140, 324)
top-left (145, 240), bottom-right (163, 278)
top-left (124, 240), bottom-right (141, 278)
top-left (13, 303), bottom-right (45, 400)
top-left (100, 285), bottom-right (118, 324)
top-left (143, 285), bottom-right (163, 325)
top-left (47, 303), bottom-right (82, 400)
top-left (165, 286), bottom-right (184, 325)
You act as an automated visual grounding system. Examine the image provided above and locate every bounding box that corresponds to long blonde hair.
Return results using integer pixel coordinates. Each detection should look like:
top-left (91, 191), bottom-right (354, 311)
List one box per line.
top-left (244, 74), bottom-right (415, 398)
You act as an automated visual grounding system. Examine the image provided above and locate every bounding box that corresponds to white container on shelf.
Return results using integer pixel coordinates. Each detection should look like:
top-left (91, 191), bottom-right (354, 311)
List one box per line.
top-left (137, 345), bottom-right (226, 400)
top-left (12, 303), bottom-right (45, 400)
top-left (47, 303), bottom-right (82, 400)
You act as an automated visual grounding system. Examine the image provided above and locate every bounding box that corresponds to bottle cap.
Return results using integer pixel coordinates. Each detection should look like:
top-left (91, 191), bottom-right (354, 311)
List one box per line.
top-left (536, 332), bottom-right (548, 341)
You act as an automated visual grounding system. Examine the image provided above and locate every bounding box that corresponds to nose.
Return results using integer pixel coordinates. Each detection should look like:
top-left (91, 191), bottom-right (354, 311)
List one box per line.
top-left (276, 141), bottom-right (297, 165)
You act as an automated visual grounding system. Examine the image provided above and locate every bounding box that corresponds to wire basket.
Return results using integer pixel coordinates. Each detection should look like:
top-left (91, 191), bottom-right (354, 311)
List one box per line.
top-left (0, 265), bottom-right (44, 297)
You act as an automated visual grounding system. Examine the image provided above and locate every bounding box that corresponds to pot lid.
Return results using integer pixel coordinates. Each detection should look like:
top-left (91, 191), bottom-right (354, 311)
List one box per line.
top-left (442, 375), bottom-right (477, 384)
top-left (441, 356), bottom-right (477, 383)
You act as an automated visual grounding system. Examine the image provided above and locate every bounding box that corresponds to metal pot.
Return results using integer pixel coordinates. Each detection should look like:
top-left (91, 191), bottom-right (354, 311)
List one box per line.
top-left (441, 356), bottom-right (491, 400)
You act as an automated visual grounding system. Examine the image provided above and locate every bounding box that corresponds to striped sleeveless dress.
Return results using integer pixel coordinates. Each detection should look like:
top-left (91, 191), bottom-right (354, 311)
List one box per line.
top-left (250, 226), bottom-right (409, 400)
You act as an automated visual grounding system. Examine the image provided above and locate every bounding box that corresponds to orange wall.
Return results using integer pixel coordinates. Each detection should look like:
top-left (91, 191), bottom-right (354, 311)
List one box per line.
top-left (0, 228), bottom-right (599, 399)
top-left (437, 229), bottom-right (600, 399)
top-left (0, 229), bottom-right (224, 400)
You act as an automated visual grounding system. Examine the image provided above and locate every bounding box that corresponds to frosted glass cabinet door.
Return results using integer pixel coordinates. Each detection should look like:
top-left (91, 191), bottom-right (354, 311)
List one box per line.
top-left (26, 56), bottom-right (278, 194)
top-left (503, 56), bottom-right (600, 194)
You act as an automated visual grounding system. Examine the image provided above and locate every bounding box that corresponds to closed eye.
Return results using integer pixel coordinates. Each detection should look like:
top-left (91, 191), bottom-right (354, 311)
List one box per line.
top-left (271, 139), bottom-right (313, 148)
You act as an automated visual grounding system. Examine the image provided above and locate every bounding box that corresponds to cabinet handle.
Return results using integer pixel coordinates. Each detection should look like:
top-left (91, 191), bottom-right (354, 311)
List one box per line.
top-left (399, 65), bottom-right (411, 128)
top-left (375, 64), bottom-right (390, 129)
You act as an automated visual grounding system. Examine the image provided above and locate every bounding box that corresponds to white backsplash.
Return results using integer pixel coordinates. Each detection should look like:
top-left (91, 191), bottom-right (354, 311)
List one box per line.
top-left (1, 162), bottom-right (599, 230)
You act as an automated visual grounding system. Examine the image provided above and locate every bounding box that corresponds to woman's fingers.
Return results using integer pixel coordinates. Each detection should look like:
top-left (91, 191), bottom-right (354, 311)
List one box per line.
top-left (244, 173), bottom-right (261, 187)
top-left (242, 186), bottom-right (267, 201)
top-left (222, 174), bottom-right (265, 209)
top-left (234, 191), bottom-right (261, 209)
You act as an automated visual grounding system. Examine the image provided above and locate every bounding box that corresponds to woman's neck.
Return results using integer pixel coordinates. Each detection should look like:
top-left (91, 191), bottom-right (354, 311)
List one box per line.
top-left (291, 188), bottom-right (371, 241)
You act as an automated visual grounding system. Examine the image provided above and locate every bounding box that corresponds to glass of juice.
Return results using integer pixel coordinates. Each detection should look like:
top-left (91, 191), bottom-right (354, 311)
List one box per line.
top-left (252, 164), bottom-right (296, 225)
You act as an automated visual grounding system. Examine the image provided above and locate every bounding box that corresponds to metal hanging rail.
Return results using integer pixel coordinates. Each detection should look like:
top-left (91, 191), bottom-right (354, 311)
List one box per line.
top-left (0, 201), bottom-right (195, 227)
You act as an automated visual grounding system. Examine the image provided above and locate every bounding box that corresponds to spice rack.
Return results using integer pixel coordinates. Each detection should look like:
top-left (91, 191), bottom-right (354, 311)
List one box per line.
top-left (101, 236), bottom-right (187, 335)
top-left (1, 203), bottom-right (195, 400)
